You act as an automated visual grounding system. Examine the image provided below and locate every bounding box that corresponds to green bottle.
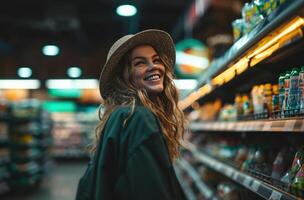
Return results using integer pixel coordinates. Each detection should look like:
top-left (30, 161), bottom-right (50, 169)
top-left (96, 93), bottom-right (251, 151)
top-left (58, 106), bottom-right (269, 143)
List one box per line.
top-left (288, 68), bottom-right (300, 112)
top-left (299, 66), bottom-right (304, 113)
top-left (283, 70), bottom-right (291, 112)
top-left (278, 73), bottom-right (285, 111)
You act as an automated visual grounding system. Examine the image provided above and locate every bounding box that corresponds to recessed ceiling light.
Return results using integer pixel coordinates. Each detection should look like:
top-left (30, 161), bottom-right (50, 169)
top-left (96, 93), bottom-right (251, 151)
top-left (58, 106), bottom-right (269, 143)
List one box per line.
top-left (17, 67), bottom-right (32, 78)
top-left (116, 5), bottom-right (137, 17)
top-left (42, 45), bottom-right (60, 56)
top-left (67, 67), bottom-right (82, 78)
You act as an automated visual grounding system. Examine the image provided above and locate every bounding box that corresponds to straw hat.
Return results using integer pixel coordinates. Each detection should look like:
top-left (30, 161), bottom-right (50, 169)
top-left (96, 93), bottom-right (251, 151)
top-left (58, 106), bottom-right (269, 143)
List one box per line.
top-left (99, 29), bottom-right (176, 99)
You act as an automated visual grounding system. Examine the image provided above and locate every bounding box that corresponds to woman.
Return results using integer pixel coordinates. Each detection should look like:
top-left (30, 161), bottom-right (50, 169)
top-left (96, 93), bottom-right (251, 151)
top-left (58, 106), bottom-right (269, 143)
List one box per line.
top-left (76, 29), bottom-right (186, 200)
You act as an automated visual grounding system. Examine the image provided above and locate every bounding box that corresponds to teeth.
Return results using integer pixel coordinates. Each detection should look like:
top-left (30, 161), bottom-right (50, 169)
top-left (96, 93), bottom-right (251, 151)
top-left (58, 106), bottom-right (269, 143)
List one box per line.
top-left (146, 75), bottom-right (160, 81)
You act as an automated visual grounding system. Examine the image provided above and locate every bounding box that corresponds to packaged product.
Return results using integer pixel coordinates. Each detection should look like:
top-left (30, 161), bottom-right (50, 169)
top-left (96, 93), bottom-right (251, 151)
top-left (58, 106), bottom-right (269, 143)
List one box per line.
top-left (235, 94), bottom-right (243, 117)
top-left (299, 66), bottom-right (304, 113)
top-left (278, 73), bottom-right (285, 112)
top-left (254, 0), bottom-right (277, 17)
top-left (263, 83), bottom-right (273, 115)
top-left (271, 148), bottom-right (294, 181)
top-left (242, 95), bottom-right (253, 117)
top-left (293, 164), bottom-right (304, 189)
top-left (232, 19), bottom-right (244, 41)
top-left (281, 146), bottom-right (304, 184)
top-left (283, 70), bottom-right (291, 113)
top-left (272, 84), bottom-right (280, 114)
top-left (288, 68), bottom-right (300, 113)
top-left (242, 2), bottom-right (264, 33)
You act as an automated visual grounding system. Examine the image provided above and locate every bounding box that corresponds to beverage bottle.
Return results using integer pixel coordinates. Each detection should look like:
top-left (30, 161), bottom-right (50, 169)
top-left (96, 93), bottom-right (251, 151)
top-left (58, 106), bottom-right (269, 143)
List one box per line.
top-left (235, 94), bottom-right (243, 118)
top-left (299, 66), bottom-right (304, 114)
top-left (283, 70), bottom-right (291, 114)
top-left (256, 85), bottom-right (264, 115)
top-left (242, 94), bottom-right (253, 117)
top-left (251, 86), bottom-right (259, 115)
top-left (288, 68), bottom-right (300, 115)
top-left (272, 84), bottom-right (279, 116)
top-left (263, 83), bottom-right (273, 116)
top-left (278, 73), bottom-right (285, 112)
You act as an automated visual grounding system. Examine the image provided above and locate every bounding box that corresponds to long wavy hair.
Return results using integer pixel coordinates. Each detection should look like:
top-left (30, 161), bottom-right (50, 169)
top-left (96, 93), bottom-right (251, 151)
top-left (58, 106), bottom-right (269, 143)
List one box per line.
top-left (93, 45), bottom-right (185, 161)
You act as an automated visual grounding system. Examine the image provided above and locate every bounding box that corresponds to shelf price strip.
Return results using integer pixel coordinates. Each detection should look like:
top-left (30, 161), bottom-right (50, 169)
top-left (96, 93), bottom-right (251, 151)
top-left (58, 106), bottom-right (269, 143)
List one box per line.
top-left (177, 158), bottom-right (214, 199)
top-left (190, 119), bottom-right (304, 133)
top-left (187, 145), bottom-right (297, 200)
top-left (174, 165), bottom-right (197, 200)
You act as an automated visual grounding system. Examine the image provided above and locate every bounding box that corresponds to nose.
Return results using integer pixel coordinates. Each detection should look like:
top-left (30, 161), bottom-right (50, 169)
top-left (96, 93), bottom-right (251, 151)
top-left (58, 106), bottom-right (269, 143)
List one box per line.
top-left (147, 60), bottom-right (156, 70)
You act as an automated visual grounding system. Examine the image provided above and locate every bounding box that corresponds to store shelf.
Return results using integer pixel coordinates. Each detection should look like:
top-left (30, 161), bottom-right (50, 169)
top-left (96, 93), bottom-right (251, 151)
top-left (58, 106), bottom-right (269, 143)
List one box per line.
top-left (174, 165), bottom-right (197, 200)
top-left (187, 144), bottom-right (301, 200)
top-left (190, 0), bottom-right (304, 96)
top-left (176, 158), bottom-right (219, 200)
top-left (190, 118), bottom-right (304, 133)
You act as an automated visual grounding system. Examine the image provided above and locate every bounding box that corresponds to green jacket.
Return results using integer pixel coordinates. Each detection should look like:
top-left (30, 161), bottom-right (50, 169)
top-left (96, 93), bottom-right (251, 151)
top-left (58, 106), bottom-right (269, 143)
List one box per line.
top-left (76, 105), bottom-right (186, 200)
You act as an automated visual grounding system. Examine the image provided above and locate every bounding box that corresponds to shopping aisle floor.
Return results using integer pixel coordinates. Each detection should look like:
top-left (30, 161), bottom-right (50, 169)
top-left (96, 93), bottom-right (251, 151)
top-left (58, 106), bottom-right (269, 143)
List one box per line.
top-left (3, 161), bottom-right (87, 200)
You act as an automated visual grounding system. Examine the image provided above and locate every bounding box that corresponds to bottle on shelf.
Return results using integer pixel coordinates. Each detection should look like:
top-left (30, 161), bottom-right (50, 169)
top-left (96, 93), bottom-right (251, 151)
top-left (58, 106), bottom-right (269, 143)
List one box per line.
top-left (288, 67), bottom-right (300, 115)
top-left (299, 66), bottom-right (304, 114)
top-left (283, 70), bottom-right (291, 116)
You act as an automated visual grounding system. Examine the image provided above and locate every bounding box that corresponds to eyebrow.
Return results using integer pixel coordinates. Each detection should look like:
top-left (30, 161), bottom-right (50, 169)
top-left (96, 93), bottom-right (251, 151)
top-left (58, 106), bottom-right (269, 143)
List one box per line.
top-left (131, 54), bottom-right (159, 61)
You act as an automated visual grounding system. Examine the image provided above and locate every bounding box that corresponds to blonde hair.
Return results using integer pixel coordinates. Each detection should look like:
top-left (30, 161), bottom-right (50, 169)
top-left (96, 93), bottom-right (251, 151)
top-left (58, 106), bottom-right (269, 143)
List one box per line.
top-left (93, 46), bottom-right (185, 161)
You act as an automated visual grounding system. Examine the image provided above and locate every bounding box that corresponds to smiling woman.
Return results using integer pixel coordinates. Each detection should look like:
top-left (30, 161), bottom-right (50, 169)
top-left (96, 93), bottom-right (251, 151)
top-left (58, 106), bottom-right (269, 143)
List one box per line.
top-left (76, 29), bottom-right (186, 200)
top-left (125, 45), bottom-right (166, 100)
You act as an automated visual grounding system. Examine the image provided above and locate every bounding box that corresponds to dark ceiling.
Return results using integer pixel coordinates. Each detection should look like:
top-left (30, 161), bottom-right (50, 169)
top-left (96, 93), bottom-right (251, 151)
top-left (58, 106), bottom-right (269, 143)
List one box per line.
top-left (0, 0), bottom-right (245, 81)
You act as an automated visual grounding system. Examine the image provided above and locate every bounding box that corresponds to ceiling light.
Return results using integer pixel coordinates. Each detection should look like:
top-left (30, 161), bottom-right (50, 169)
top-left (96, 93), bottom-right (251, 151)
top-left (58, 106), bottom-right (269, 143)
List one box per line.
top-left (67, 67), bottom-right (82, 78)
top-left (17, 67), bottom-right (32, 78)
top-left (42, 45), bottom-right (60, 56)
top-left (0, 79), bottom-right (40, 89)
top-left (116, 5), bottom-right (137, 17)
top-left (176, 52), bottom-right (209, 70)
top-left (46, 79), bottom-right (98, 89)
top-left (173, 79), bottom-right (198, 90)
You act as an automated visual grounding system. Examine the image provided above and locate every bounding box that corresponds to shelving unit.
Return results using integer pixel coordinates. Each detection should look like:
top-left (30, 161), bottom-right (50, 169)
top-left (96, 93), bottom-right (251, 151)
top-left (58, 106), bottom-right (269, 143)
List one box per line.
top-left (175, 158), bottom-right (219, 200)
top-left (186, 144), bottom-right (300, 200)
top-left (0, 111), bottom-right (10, 195)
top-left (8, 100), bottom-right (53, 191)
top-left (51, 111), bottom-right (98, 159)
top-left (180, 1), bottom-right (304, 199)
top-left (180, 0), bottom-right (304, 108)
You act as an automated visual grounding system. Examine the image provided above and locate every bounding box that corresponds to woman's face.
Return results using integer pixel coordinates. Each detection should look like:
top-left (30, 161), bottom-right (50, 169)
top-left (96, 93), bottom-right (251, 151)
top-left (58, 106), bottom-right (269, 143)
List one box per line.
top-left (128, 45), bottom-right (166, 98)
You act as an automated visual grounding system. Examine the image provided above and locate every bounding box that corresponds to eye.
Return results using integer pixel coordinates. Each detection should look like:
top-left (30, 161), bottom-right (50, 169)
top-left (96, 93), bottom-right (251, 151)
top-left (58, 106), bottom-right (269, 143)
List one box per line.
top-left (153, 58), bottom-right (162, 64)
top-left (134, 60), bottom-right (145, 66)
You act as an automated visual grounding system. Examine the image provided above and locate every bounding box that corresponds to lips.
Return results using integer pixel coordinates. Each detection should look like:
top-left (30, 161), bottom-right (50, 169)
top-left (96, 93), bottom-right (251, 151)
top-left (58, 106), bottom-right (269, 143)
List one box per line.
top-left (144, 73), bottom-right (161, 81)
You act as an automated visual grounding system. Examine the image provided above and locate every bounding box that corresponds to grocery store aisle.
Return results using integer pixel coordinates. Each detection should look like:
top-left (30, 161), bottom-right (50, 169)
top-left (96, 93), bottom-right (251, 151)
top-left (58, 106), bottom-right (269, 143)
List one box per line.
top-left (3, 161), bottom-right (87, 200)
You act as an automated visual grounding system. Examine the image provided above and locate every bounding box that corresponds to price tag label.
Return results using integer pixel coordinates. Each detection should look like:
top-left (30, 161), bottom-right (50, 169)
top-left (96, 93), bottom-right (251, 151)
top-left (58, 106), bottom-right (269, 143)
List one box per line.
top-left (253, 121), bottom-right (260, 130)
top-left (269, 190), bottom-right (282, 200)
top-left (243, 176), bottom-right (252, 187)
top-left (283, 120), bottom-right (296, 131)
top-left (262, 121), bottom-right (272, 131)
top-left (233, 171), bottom-right (239, 181)
top-left (227, 122), bottom-right (234, 130)
top-left (226, 168), bottom-right (234, 177)
top-left (251, 180), bottom-right (260, 192)
top-left (247, 121), bottom-right (254, 131)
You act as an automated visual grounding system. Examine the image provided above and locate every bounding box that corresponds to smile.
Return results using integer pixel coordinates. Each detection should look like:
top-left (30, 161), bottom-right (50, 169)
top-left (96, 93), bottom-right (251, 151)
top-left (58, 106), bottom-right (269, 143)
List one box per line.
top-left (144, 74), bottom-right (161, 81)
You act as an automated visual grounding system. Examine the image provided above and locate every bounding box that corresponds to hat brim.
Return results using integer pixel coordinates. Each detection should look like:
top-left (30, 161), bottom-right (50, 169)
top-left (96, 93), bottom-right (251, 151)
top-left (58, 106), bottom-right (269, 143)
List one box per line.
top-left (99, 29), bottom-right (175, 99)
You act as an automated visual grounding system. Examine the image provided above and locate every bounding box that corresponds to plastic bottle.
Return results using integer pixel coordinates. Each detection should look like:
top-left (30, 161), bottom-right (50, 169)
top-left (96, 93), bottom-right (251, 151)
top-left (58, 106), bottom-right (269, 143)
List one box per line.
top-left (283, 70), bottom-right (291, 114)
top-left (299, 66), bottom-right (304, 114)
top-left (264, 83), bottom-right (273, 116)
top-left (235, 94), bottom-right (243, 118)
top-left (272, 84), bottom-right (279, 114)
top-left (278, 73), bottom-right (285, 112)
top-left (288, 68), bottom-right (300, 115)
